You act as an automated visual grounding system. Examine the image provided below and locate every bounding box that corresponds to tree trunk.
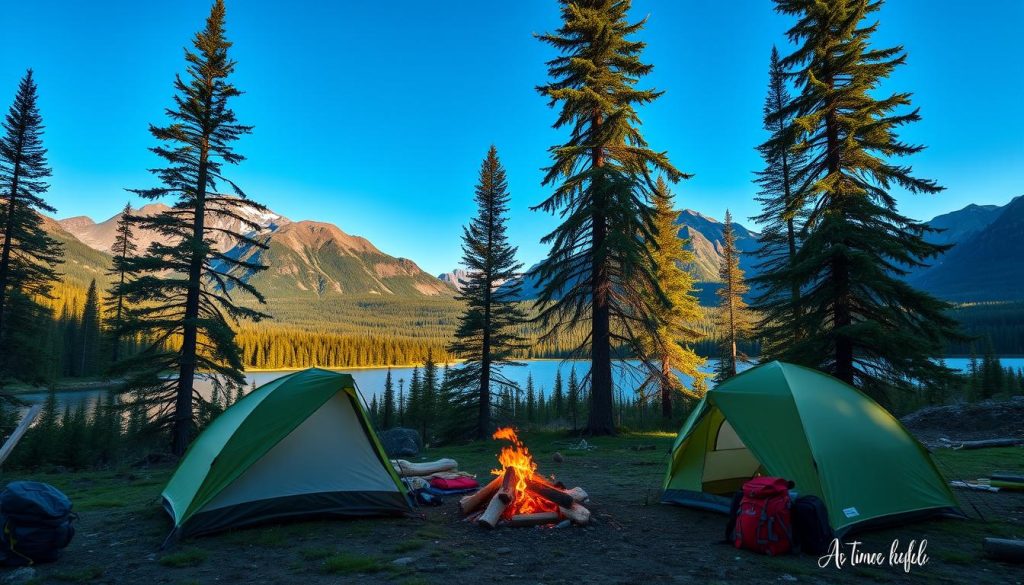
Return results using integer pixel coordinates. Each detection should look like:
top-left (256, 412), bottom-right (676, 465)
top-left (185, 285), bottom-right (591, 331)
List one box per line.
top-left (824, 90), bottom-right (853, 385)
top-left (0, 150), bottom-right (23, 345)
top-left (660, 357), bottom-right (672, 419)
top-left (173, 146), bottom-right (210, 456)
top-left (588, 112), bottom-right (614, 435)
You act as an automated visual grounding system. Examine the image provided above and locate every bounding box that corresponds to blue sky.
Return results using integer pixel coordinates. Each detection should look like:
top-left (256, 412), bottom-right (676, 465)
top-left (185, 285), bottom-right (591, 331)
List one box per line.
top-left (2, 1), bottom-right (1021, 275)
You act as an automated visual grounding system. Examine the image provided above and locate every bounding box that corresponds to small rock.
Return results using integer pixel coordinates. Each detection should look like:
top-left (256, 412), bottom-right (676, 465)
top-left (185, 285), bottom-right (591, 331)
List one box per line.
top-left (495, 546), bottom-right (513, 555)
top-left (2, 567), bottom-right (36, 585)
top-left (552, 452), bottom-right (565, 463)
top-left (145, 552), bottom-right (157, 561)
top-left (392, 557), bottom-right (416, 566)
top-left (555, 519), bottom-right (571, 529)
top-left (781, 574), bottom-right (797, 582)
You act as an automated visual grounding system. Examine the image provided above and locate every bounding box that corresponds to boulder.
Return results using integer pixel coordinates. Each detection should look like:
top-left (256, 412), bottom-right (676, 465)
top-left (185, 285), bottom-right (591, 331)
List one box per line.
top-left (379, 428), bottom-right (422, 457)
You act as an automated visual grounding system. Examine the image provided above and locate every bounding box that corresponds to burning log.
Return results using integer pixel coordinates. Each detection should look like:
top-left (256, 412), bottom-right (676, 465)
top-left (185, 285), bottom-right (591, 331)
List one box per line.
top-left (509, 512), bottom-right (560, 527)
top-left (497, 468), bottom-right (518, 503)
top-left (477, 493), bottom-right (508, 529)
top-left (478, 469), bottom-right (518, 528)
top-left (558, 503), bottom-right (590, 525)
top-left (526, 478), bottom-right (574, 509)
top-left (458, 474), bottom-right (502, 515)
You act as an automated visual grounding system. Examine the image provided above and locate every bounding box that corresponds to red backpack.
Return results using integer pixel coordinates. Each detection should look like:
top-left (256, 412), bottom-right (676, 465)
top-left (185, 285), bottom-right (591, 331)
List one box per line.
top-left (732, 477), bottom-right (794, 556)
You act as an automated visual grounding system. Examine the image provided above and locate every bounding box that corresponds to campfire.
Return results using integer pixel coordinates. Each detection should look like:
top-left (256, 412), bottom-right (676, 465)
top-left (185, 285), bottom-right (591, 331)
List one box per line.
top-left (459, 427), bottom-right (590, 528)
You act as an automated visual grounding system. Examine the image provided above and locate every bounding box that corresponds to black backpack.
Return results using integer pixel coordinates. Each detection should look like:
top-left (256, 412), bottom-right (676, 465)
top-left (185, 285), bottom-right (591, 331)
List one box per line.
top-left (792, 495), bottom-right (833, 555)
top-left (0, 481), bottom-right (76, 565)
top-left (723, 490), bottom-right (744, 543)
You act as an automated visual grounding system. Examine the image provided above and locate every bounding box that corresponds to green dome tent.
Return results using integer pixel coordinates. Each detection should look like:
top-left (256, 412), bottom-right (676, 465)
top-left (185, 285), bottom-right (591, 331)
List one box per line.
top-left (662, 361), bottom-right (961, 536)
top-left (162, 368), bottom-right (410, 539)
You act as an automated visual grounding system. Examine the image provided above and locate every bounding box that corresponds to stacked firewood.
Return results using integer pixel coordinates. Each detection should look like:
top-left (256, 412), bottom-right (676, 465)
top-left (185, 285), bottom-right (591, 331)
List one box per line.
top-left (458, 470), bottom-right (590, 528)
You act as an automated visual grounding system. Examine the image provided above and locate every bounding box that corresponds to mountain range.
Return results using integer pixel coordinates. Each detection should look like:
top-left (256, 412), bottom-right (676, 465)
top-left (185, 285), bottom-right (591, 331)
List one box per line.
top-left (43, 194), bottom-right (1024, 317)
top-left (52, 203), bottom-right (450, 301)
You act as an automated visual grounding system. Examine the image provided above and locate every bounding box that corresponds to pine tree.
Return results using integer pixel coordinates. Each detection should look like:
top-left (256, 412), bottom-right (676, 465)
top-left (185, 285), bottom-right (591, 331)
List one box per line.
top-left (105, 202), bottom-right (137, 363)
top-left (639, 177), bottom-right (705, 419)
top-left (397, 378), bottom-right (405, 426)
top-left (751, 46), bottom-right (809, 356)
top-left (773, 0), bottom-right (962, 399)
top-left (77, 279), bottom-right (102, 377)
top-left (407, 367), bottom-right (421, 431)
top-left (447, 146), bottom-right (527, 440)
top-left (381, 368), bottom-right (395, 429)
top-left (0, 70), bottom-right (63, 381)
top-left (525, 373), bottom-right (536, 424)
top-left (534, 0), bottom-right (688, 435)
top-left (567, 367), bottom-right (580, 431)
top-left (715, 211), bottom-right (751, 381)
top-left (116, 0), bottom-right (269, 455)
top-left (421, 350), bottom-right (438, 440)
top-left (552, 370), bottom-right (564, 420)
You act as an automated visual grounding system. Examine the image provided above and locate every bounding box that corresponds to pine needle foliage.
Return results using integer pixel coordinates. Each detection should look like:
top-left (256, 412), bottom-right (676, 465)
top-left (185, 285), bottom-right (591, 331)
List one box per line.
top-left (716, 211), bottom-right (752, 381)
top-left (0, 70), bottom-right (63, 383)
top-left (446, 146), bottom-right (527, 440)
top-left (637, 177), bottom-right (705, 418)
top-left (105, 202), bottom-right (138, 363)
top-left (772, 0), bottom-right (963, 400)
top-left (534, 0), bottom-right (688, 435)
top-left (751, 46), bottom-right (809, 358)
top-left (115, 0), bottom-right (268, 455)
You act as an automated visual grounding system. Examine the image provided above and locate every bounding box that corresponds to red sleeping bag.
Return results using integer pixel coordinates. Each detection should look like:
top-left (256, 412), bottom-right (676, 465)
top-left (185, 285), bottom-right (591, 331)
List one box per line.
top-left (429, 477), bottom-right (480, 490)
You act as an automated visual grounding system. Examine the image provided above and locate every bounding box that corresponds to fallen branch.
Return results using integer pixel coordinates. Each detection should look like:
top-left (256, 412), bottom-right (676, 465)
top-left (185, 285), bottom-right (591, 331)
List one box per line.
top-left (939, 438), bottom-right (1024, 450)
top-left (0, 404), bottom-right (42, 468)
top-left (983, 538), bottom-right (1024, 563)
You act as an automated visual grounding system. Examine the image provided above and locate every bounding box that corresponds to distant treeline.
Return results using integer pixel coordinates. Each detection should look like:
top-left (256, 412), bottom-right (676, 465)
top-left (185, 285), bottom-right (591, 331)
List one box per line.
top-left (945, 302), bottom-right (1024, 355)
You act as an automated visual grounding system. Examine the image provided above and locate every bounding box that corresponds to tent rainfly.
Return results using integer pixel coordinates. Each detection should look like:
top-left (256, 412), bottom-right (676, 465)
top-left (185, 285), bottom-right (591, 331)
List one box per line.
top-left (162, 368), bottom-right (410, 539)
top-left (663, 361), bottom-right (961, 536)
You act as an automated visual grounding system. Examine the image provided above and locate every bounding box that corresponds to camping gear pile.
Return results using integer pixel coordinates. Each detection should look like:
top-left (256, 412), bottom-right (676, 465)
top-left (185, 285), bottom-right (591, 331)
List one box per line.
top-left (951, 472), bottom-right (1024, 493)
top-left (460, 427), bottom-right (590, 528)
top-left (724, 476), bottom-right (833, 556)
top-left (391, 458), bottom-right (481, 504)
top-left (162, 369), bottom-right (410, 539)
top-left (0, 481), bottom-right (76, 565)
top-left (664, 361), bottom-right (962, 541)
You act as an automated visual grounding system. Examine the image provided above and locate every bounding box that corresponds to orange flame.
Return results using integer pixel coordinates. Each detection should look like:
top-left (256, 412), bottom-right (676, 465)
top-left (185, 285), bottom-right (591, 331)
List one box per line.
top-left (491, 427), bottom-right (558, 516)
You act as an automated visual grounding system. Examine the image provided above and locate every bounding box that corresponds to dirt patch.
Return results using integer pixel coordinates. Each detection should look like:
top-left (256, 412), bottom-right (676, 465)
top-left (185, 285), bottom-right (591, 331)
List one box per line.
top-left (2, 434), bottom-right (1022, 585)
top-left (902, 396), bottom-right (1024, 447)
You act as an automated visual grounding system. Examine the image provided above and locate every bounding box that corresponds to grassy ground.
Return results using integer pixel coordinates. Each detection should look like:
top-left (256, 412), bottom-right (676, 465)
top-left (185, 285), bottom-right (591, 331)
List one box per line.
top-left (1, 433), bottom-right (1021, 584)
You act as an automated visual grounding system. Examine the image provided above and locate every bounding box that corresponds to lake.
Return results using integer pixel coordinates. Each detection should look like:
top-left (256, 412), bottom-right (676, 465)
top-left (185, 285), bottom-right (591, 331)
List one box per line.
top-left (15, 357), bottom-right (1024, 412)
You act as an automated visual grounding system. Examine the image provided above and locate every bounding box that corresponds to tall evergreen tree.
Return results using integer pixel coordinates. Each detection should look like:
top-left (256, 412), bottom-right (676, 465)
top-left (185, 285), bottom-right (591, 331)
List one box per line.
top-left (774, 0), bottom-right (962, 399)
top-left (421, 350), bottom-right (438, 440)
top-left (447, 146), bottom-right (526, 439)
top-left (397, 378), bottom-right (405, 426)
top-left (116, 0), bottom-right (269, 455)
top-left (525, 373), bottom-right (536, 423)
top-left (0, 70), bottom-right (62, 382)
top-left (552, 369), bottom-right (564, 420)
top-left (381, 369), bottom-right (395, 429)
top-left (534, 0), bottom-right (687, 435)
top-left (715, 211), bottom-right (752, 381)
top-left (567, 367), bottom-right (580, 431)
top-left (639, 177), bottom-right (705, 419)
top-left (751, 46), bottom-right (809, 356)
top-left (77, 279), bottom-right (102, 377)
top-left (105, 202), bottom-right (137, 363)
